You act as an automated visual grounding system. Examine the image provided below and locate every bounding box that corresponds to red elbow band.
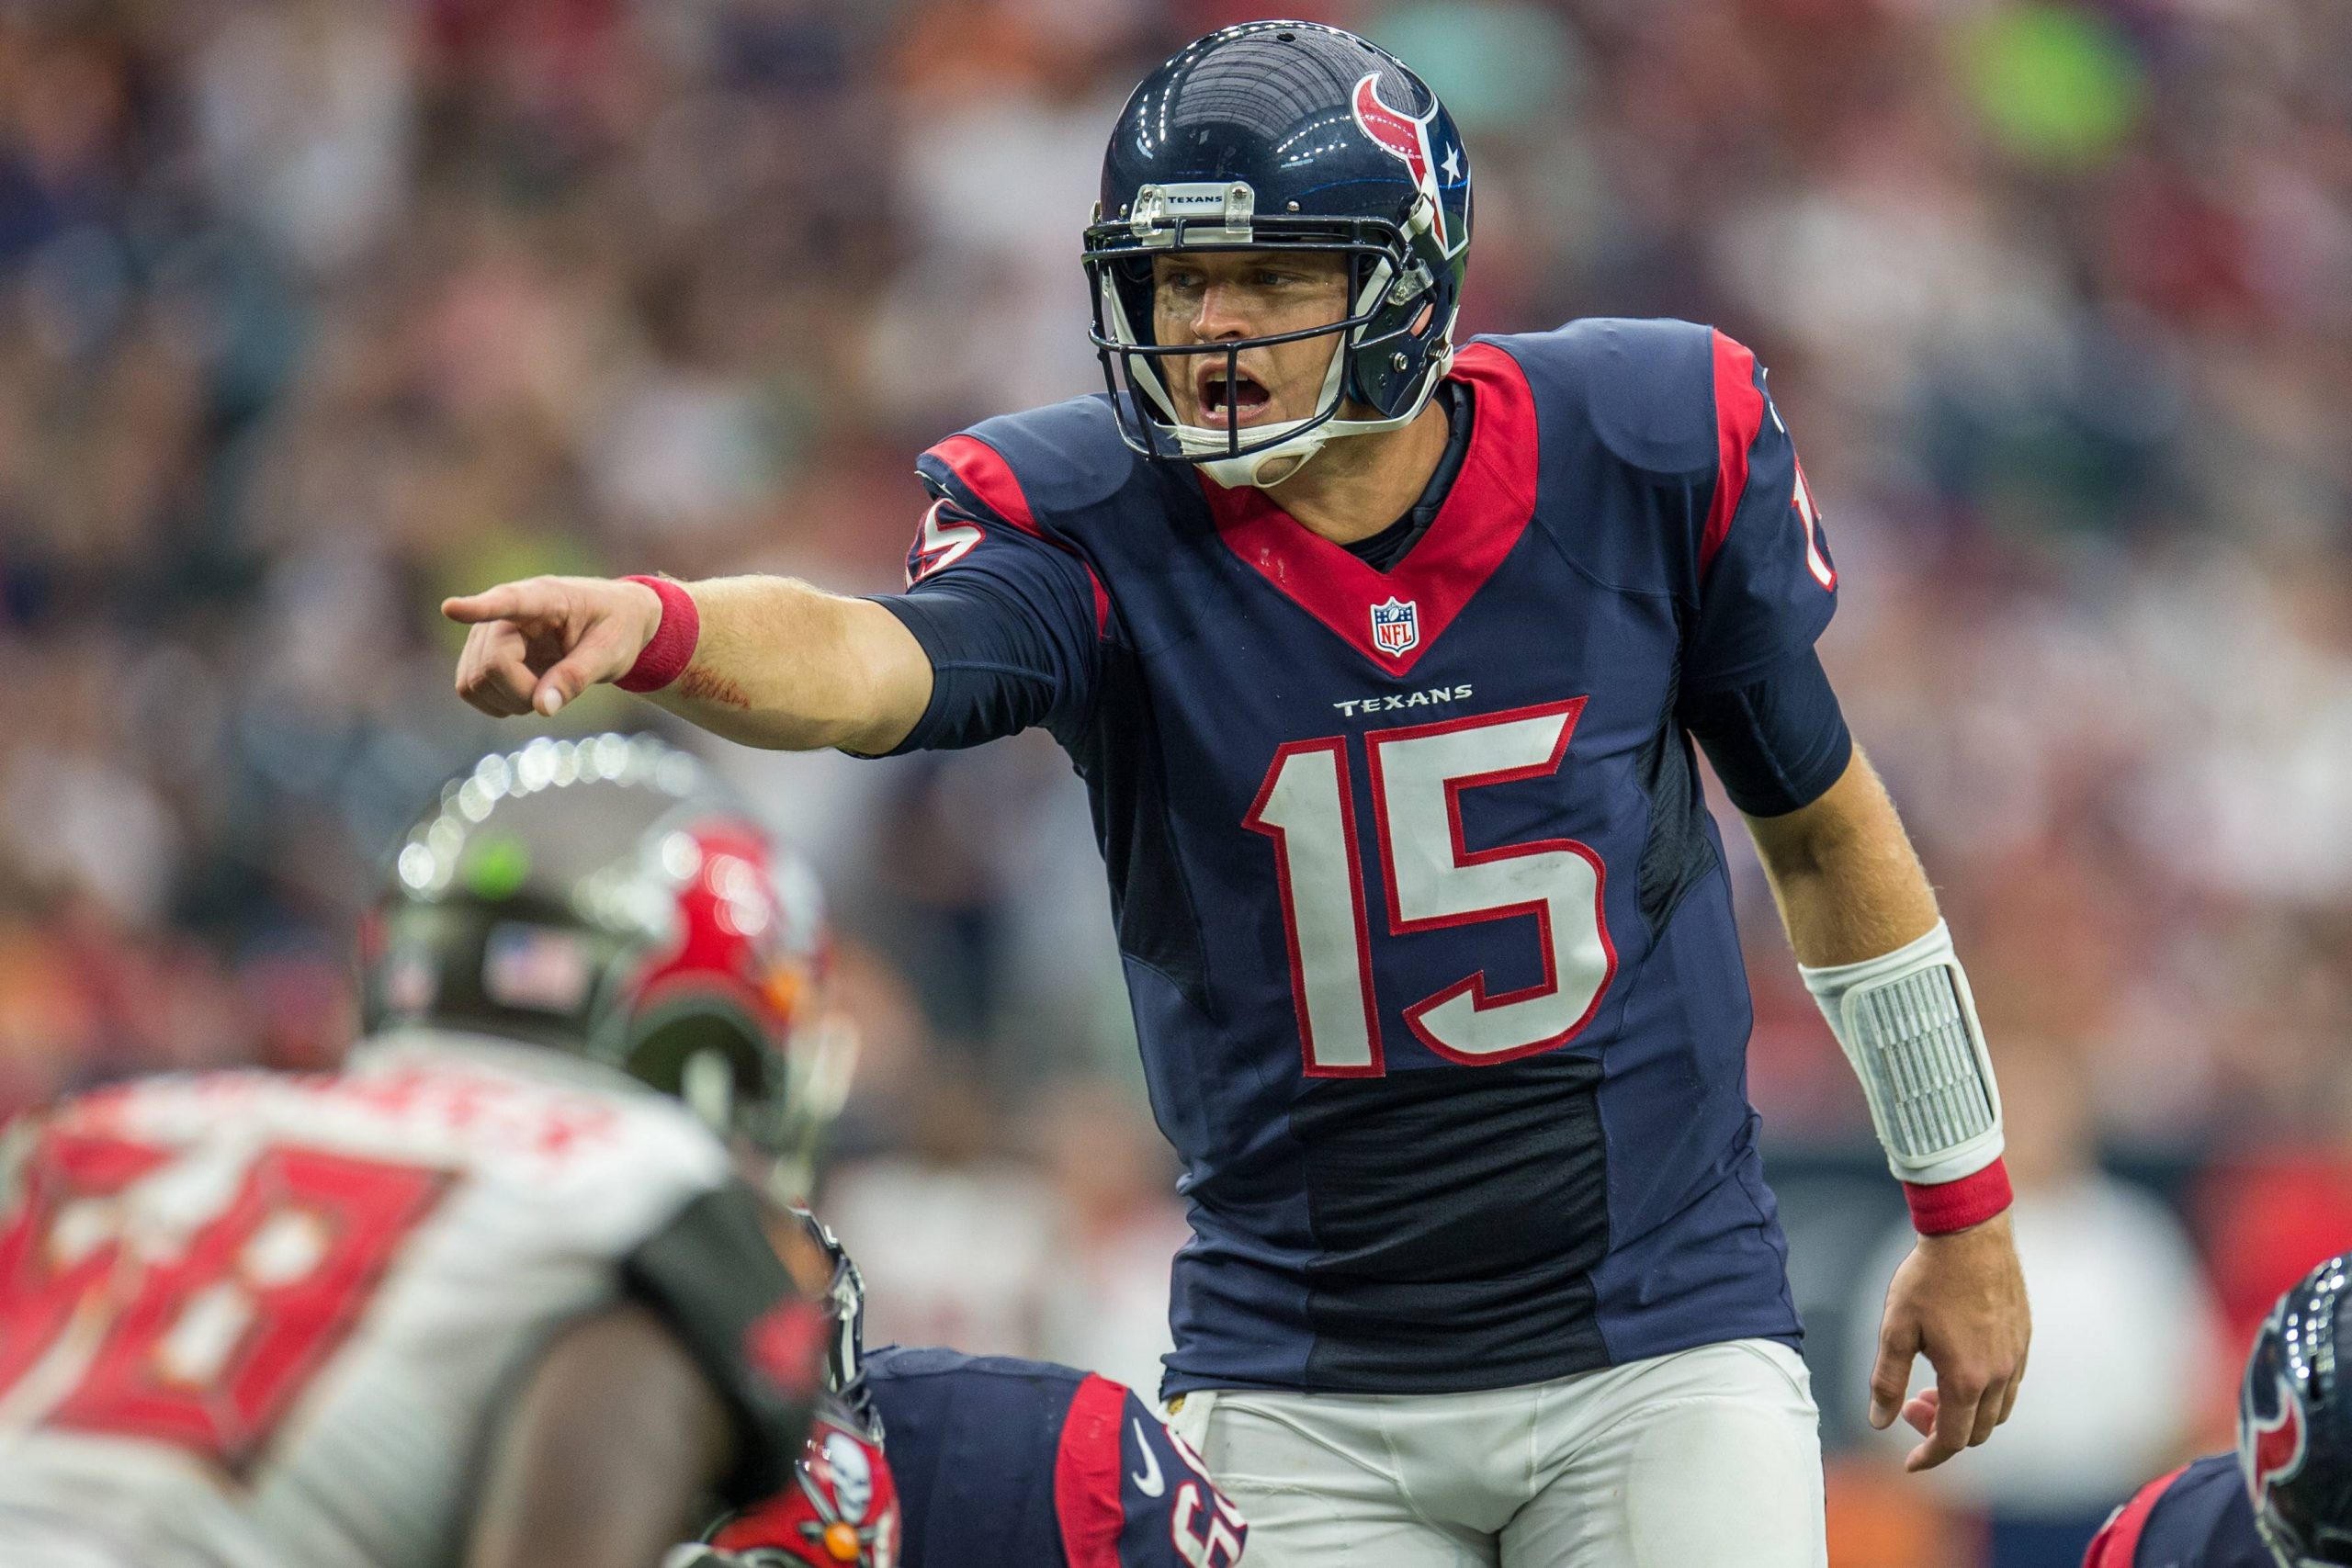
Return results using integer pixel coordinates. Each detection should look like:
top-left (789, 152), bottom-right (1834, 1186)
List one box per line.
top-left (1903, 1158), bottom-right (2013, 1235)
top-left (616, 575), bottom-right (700, 694)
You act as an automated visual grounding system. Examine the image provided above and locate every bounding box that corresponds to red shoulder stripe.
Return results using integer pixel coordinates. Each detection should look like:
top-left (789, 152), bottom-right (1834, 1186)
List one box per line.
top-left (2083, 1465), bottom-right (2188, 1568)
top-left (920, 434), bottom-right (1111, 638)
top-left (1054, 1373), bottom-right (1130, 1568)
top-left (925, 435), bottom-right (1041, 537)
top-left (1701, 330), bottom-right (1766, 578)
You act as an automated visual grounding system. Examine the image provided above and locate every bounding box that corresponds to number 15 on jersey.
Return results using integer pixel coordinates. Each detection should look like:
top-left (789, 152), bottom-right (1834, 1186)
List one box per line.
top-left (1243, 699), bottom-right (1617, 1079)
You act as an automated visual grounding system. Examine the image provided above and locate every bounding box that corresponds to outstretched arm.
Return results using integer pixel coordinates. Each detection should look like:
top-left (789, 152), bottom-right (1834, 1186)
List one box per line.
top-left (1743, 749), bottom-right (2030, 1472)
top-left (444, 574), bottom-right (933, 755)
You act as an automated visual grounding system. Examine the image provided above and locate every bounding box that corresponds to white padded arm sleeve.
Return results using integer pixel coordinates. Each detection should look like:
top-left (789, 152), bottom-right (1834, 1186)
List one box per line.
top-left (1799, 920), bottom-right (2003, 1186)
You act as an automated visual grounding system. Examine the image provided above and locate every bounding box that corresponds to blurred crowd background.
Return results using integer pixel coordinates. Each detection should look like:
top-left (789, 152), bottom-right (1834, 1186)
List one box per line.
top-left (0, 0), bottom-right (2346, 1562)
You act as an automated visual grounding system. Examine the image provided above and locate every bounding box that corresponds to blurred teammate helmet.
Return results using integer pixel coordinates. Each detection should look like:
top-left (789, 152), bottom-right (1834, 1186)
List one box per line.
top-left (1084, 19), bottom-right (1473, 488)
top-left (2242, 1253), bottom-right (2352, 1565)
top-left (361, 734), bottom-right (848, 1177)
top-left (708, 1404), bottom-right (901, 1568)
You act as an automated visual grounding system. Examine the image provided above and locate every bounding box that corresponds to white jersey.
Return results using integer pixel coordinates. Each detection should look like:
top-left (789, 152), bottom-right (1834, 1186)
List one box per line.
top-left (0, 1032), bottom-right (741, 1568)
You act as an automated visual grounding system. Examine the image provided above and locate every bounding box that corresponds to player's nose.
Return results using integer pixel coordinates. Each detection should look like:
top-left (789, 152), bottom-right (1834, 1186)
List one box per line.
top-left (1188, 281), bottom-right (1255, 342)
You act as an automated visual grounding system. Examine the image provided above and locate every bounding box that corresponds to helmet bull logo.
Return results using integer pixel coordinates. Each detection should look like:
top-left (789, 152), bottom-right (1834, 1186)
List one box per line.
top-left (2246, 1365), bottom-right (2309, 1504)
top-left (1351, 73), bottom-right (1453, 253)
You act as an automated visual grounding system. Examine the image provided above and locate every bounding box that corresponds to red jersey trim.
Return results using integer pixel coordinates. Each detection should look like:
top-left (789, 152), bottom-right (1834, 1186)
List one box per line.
top-left (925, 435), bottom-right (1041, 536)
top-left (2082, 1464), bottom-right (2187, 1568)
top-left (1198, 342), bottom-right (1541, 677)
top-left (1054, 1372), bottom-right (1130, 1568)
top-left (1702, 331), bottom-right (1767, 579)
top-left (1903, 1157), bottom-right (2014, 1235)
top-left (922, 434), bottom-right (1112, 637)
top-left (1362, 699), bottom-right (1619, 1065)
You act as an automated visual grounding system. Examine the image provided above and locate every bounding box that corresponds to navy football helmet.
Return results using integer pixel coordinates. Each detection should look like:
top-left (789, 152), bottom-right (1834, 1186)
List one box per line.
top-left (1083, 20), bottom-right (1472, 488)
top-left (2243, 1254), bottom-right (2352, 1565)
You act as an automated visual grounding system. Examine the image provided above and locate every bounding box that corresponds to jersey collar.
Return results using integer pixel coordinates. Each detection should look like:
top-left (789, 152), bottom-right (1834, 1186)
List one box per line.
top-left (1195, 341), bottom-right (1539, 677)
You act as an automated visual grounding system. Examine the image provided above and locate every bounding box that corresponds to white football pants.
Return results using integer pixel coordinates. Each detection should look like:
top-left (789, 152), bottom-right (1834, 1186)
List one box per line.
top-left (1165, 1338), bottom-right (1827, 1568)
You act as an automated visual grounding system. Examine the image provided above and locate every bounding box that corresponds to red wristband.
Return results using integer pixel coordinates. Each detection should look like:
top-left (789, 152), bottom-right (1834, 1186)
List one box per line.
top-left (1902, 1157), bottom-right (2013, 1235)
top-left (616, 575), bottom-right (700, 694)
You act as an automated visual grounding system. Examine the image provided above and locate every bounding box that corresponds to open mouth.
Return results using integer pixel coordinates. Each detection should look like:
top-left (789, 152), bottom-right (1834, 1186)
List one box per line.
top-left (1197, 363), bottom-right (1273, 427)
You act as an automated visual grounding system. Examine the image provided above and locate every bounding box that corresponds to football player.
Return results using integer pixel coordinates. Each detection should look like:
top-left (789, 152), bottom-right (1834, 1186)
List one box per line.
top-left (446, 21), bottom-right (2030, 1565)
top-left (2086, 1254), bottom-right (2352, 1568)
top-left (0, 734), bottom-right (834, 1568)
top-left (679, 1214), bottom-right (1248, 1568)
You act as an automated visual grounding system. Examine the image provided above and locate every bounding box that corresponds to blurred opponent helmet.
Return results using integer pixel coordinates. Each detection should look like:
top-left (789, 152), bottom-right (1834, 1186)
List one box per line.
top-left (360, 734), bottom-right (853, 1188)
top-left (2242, 1253), bottom-right (2352, 1565)
top-left (1083, 19), bottom-right (1473, 489)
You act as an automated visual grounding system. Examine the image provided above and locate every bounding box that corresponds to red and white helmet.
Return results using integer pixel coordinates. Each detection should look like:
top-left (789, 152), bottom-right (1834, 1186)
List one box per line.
top-left (360, 734), bottom-right (851, 1179)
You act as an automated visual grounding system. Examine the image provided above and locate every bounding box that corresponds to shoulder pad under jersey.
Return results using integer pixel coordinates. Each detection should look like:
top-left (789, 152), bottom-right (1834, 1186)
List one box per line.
top-left (1477, 317), bottom-right (1723, 478)
top-left (917, 395), bottom-right (1148, 533)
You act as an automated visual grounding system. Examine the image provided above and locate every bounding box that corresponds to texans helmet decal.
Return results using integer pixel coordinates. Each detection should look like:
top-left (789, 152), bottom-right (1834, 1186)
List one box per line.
top-left (2248, 1359), bottom-right (2311, 1506)
top-left (1351, 73), bottom-right (1461, 255)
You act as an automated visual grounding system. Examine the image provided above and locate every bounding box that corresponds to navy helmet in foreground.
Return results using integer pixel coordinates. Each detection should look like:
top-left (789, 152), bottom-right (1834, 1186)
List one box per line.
top-left (2245, 1255), bottom-right (2352, 1564)
top-left (1084, 19), bottom-right (1473, 486)
top-left (2088, 1252), bottom-right (2352, 1566)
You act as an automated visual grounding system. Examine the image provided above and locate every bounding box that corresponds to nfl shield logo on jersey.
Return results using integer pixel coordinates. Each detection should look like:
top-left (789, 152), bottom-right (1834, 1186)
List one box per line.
top-left (1370, 596), bottom-right (1420, 658)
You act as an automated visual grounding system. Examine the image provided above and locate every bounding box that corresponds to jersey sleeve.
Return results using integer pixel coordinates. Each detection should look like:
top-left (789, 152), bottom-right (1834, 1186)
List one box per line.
top-left (1677, 645), bottom-right (1853, 816)
top-left (1682, 332), bottom-right (1838, 694)
top-left (1057, 1375), bottom-right (1250, 1568)
top-left (2082, 1465), bottom-right (2185, 1568)
top-left (870, 434), bottom-right (1109, 753)
top-left (623, 1179), bottom-right (829, 1506)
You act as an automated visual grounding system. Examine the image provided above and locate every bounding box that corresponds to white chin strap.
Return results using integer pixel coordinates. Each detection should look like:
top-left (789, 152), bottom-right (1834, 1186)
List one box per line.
top-left (1108, 259), bottom-right (1450, 491)
top-left (1180, 382), bottom-right (1446, 490)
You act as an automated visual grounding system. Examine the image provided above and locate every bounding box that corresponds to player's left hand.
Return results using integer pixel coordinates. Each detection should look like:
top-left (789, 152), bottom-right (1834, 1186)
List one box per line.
top-left (1869, 1208), bottom-right (2030, 1472)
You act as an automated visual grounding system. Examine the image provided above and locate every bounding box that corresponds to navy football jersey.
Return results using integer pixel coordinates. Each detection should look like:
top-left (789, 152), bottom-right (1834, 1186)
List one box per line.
top-left (881, 319), bottom-right (1838, 1395)
top-left (2086, 1454), bottom-right (2272, 1568)
top-left (864, 1345), bottom-right (1247, 1568)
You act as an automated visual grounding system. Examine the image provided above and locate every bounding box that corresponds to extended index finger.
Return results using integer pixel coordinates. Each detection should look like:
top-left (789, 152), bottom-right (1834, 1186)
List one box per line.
top-left (442, 581), bottom-right (544, 626)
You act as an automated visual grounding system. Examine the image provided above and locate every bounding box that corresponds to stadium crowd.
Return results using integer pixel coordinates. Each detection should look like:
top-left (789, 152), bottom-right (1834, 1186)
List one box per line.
top-left (0, 1), bottom-right (2346, 1562)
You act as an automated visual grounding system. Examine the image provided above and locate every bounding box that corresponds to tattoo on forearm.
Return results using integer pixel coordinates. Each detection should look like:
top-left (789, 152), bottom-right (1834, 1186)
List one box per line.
top-left (676, 666), bottom-right (752, 709)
